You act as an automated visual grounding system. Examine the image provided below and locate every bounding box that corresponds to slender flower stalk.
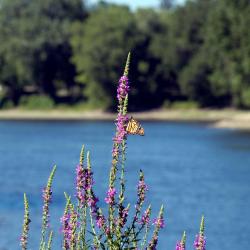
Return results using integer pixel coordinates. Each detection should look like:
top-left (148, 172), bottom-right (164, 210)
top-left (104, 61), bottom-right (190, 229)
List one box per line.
top-left (108, 53), bottom-right (131, 240)
top-left (141, 205), bottom-right (151, 249)
top-left (76, 145), bottom-right (89, 249)
top-left (20, 193), bottom-right (30, 250)
top-left (130, 170), bottom-right (149, 247)
top-left (194, 216), bottom-right (206, 250)
top-left (47, 231), bottom-right (53, 250)
top-left (147, 205), bottom-right (165, 250)
top-left (136, 170), bottom-right (148, 212)
top-left (176, 231), bottom-right (186, 250)
top-left (61, 194), bottom-right (71, 250)
top-left (40, 165), bottom-right (56, 250)
top-left (69, 205), bottom-right (78, 250)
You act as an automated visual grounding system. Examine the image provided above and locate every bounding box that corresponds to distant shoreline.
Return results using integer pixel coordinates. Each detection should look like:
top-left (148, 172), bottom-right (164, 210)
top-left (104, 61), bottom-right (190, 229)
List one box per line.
top-left (1, 108), bottom-right (250, 130)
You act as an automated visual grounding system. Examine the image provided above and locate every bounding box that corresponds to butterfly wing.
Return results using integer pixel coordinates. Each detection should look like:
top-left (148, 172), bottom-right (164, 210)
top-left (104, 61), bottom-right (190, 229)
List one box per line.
top-left (126, 117), bottom-right (145, 136)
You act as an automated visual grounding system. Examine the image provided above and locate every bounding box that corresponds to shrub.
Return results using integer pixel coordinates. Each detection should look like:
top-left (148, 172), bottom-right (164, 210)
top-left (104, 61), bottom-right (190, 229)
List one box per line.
top-left (19, 95), bottom-right (54, 110)
top-left (163, 100), bottom-right (199, 110)
top-left (170, 101), bottom-right (199, 110)
top-left (20, 54), bottom-right (206, 250)
top-left (241, 88), bottom-right (250, 109)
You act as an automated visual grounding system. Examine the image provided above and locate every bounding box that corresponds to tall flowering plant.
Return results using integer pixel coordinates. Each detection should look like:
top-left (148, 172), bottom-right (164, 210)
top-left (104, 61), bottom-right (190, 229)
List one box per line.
top-left (21, 54), bottom-right (206, 249)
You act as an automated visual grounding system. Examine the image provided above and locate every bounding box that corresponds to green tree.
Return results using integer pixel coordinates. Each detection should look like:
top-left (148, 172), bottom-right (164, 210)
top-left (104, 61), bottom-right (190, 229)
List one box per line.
top-left (180, 0), bottom-right (250, 107)
top-left (203, 0), bottom-right (250, 108)
top-left (0, 0), bottom-right (86, 106)
top-left (71, 5), bottom-right (140, 109)
top-left (132, 8), bottom-right (180, 109)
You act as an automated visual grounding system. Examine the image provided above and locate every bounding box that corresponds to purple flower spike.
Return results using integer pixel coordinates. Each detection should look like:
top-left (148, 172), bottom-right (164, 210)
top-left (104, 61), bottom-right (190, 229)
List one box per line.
top-left (105, 187), bottom-right (117, 205)
top-left (76, 164), bottom-right (94, 204)
top-left (96, 215), bottom-right (106, 229)
top-left (61, 209), bottom-right (77, 249)
top-left (113, 113), bottom-right (129, 144)
top-left (176, 241), bottom-right (185, 250)
top-left (194, 234), bottom-right (206, 250)
top-left (42, 186), bottom-right (52, 227)
top-left (152, 217), bottom-right (165, 229)
top-left (117, 75), bottom-right (129, 102)
top-left (139, 207), bottom-right (151, 225)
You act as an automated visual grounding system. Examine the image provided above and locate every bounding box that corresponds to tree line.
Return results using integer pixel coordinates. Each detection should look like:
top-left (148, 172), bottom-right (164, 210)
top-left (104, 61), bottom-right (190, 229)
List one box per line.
top-left (0, 0), bottom-right (249, 110)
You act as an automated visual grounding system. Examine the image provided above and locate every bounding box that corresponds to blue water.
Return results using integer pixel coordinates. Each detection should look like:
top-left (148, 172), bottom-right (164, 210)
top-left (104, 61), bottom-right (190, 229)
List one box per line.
top-left (0, 121), bottom-right (250, 250)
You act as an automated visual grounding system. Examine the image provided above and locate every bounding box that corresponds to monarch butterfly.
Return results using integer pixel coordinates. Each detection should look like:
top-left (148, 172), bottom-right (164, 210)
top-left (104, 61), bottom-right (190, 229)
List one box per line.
top-left (126, 117), bottom-right (145, 136)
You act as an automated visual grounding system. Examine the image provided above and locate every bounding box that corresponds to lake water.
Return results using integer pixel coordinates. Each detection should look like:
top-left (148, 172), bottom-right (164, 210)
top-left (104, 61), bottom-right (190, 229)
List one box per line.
top-left (0, 120), bottom-right (250, 249)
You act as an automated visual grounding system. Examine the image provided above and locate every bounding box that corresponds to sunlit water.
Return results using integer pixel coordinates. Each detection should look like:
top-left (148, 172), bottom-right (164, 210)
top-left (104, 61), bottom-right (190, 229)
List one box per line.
top-left (0, 121), bottom-right (250, 249)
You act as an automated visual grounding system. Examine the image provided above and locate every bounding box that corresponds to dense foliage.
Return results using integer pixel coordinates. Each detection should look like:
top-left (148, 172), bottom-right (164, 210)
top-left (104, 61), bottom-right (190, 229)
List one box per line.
top-left (0, 0), bottom-right (249, 110)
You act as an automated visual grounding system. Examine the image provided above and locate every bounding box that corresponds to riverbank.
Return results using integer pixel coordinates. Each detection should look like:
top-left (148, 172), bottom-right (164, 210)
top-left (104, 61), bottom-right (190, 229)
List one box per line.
top-left (0, 108), bottom-right (250, 130)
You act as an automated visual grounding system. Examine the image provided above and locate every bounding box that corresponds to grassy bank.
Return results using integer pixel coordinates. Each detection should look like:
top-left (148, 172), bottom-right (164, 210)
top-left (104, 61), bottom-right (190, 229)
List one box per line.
top-left (1, 108), bottom-right (250, 130)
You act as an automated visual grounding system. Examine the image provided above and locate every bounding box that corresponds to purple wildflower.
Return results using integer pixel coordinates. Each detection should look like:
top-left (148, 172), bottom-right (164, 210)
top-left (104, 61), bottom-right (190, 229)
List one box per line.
top-left (88, 194), bottom-right (99, 217)
top-left (112, 146), bottom-right (119, 158)
top-left (148, 235), bottom-right (158, 250)
top-left (105, 187), bottom-right (117, 205)
top-left (176, 231), bottom-right (186, 250)
top-left (117, 206), bottom-right (129, 228)
top-left (61, 212), bottom-right (71, 249)
top-left (137, 179), bottom-right (148, 204)
top-left (76, 164), bottom-right (94, 204)
top-left (152, 217), bottom-right (165, 229)
top-left (139, 207), bottom-right (151, 225)
top-left (113, 113), bottom-right (129, 144)
top-left (194, 234), bottom-right (206, 250)
top-left (42, 186), bottom-right (52, 227)
top-left (117, 75), bottom-right (129, 102)
top-left (147, 205), bottom-right (164, 249)
top-left (61, 209), bottom-right (78, 250)
top-left (96, 215), bottom-right (106, 229)
top-left (136, 171), bottom-right (148, 212)
top-left (194, 216), bottom-right (206, 250)
top-left (176, 241), bottom-right (185, 250)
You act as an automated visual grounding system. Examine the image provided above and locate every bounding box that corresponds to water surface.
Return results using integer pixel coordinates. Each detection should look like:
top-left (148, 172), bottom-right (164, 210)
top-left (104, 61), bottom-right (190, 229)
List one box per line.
top-left (0, 121), bottom-right (250, 249)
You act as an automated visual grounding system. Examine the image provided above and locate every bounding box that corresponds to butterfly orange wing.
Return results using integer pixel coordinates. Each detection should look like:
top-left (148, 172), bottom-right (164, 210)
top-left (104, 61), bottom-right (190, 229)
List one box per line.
top-left (126, 117), bottom-right (144, 136)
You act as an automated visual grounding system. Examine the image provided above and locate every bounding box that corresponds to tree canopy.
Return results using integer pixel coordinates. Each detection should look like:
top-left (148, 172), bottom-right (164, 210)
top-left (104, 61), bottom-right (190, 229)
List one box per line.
top-left (0, 0), bottom-right (249, 110)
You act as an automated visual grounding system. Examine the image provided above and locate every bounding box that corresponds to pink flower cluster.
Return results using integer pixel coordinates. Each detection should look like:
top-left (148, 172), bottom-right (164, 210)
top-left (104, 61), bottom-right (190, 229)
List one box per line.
top-left (176, 241), bottom-right (185, 250)
top-left (137, 179), bottom-right (148, 205)
top-left (139, 207), bottom-right (150, 225)
top-left (117, 75), bottom-right (129, 102)
top-left (148, 235), bottom-right (158, 250)
top-left (152, 217), bottom-right (165, 229)
top-left (113, 75), bottom-right (130, 145)
top-left (113, 113), bottom-right (129, 144)
top-left (117, 206), bottom-right (129, 228)
top-left (42, 186), bottom-right (52, 227)
top-left (76, 164), bottom-right (93, 203)
top-left (76, 164), bottom-right (105, 230)
top-left (105, 187), bottom-right (117, 205)
top-left (60, 210), bottom-right (77, 249)
top-left (96, 215), bottom-right (106, 229)
top-left (194, 234), bottom-right (206, 250)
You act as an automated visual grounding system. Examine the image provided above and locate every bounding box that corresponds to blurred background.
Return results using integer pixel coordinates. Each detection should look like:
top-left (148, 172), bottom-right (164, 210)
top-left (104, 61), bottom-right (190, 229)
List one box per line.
top-left (1, 0), bottom-right (250, 250)
top-left (0, 0), bottom-right (249, 111)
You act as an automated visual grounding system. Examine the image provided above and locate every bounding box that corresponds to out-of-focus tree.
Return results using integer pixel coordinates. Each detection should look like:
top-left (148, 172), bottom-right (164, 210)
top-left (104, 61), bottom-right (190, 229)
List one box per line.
top-left (160, 0), bottom-right (174, 9)
top-left (71, 5), bottom-right (174, 110)
top-left (71, 5), bottom-right (141, 110)
top-left (150, 0), bottom-right (214, 106)
top-left (134, 8), bottom-right (181, 108)
top-left (1, 0), bottom-right (250, 110)
top-left (203, 0), bottom-right (250, 108)
top-left (180, 0), bottom-right (250, 108)
top-left (0, 0), bottom-right (86, 106)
